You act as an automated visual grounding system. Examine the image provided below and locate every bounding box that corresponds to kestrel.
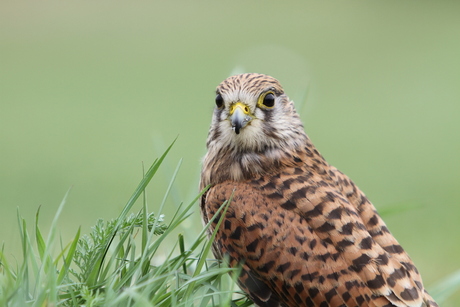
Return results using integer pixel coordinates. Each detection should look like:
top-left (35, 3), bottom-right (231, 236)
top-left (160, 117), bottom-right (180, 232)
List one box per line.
top-left (200, 73), bottom-right (438, 307)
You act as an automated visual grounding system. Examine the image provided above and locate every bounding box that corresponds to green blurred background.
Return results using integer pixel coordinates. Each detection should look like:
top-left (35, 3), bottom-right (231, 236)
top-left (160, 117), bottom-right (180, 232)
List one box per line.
top-left (1, 1), bottom-right (459, 304)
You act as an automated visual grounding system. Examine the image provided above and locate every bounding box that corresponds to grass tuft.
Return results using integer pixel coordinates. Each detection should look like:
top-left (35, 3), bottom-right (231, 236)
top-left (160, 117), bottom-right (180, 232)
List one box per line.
top-left (0, 142), bottom-right (251, 306)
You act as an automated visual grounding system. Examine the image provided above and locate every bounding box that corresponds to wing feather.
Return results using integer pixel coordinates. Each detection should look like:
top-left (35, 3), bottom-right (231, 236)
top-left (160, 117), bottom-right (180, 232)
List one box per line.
top-left (205, 181), bottom-right (379, 306)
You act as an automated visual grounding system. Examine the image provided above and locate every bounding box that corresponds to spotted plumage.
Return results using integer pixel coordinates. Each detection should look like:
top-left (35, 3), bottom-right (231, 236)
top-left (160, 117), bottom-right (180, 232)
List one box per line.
top-left (200, 73), bottom-right (437, 307)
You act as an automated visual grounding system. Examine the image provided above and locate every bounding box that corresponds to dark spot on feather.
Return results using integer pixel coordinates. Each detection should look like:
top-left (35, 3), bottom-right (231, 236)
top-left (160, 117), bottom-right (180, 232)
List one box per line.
top-left (337, 239), bottom-right (354, 251)
top-left (387, 268), bottom-right (406, 287)
top-left (294, 293), bottom-right (302, 304)
top-left (368, 214), bottom-right (379, 226)
top-left (327, 207), bottom-right (343, 219)
top-left (295, 235), bottom-right (307, 245)
top-left (260, 213), bottom-right (269, 221)
top-left (315, 252), bottom-right (331, 262)
top-left (352, 254), bottom-right (371, 272)
top-left (282, 178), bottom-right (296, 189)
top-left (281, 199), bottom-right (297, 210)
top-left (359, 196), bottom-right (369, 206)
top-left (288, 247), bottom-right (298, 256)
top-left (246, 238), bottom-right (259, 252)
top-left (369, 229), bottom-right (383, 237)
top-left (267, 191), bottom-right (284, 199)
top-left (229, 226), bottom-right (242, 240)
top-left (294, 282), bottom-right (304, 293)
top-left (318, 275), bottom-right (325, 284)
top-left (276, 262), bottom-right (291, 273)
top-left (308, 287), bottom-right (319, 298)
top-left (288, 269), bottom-right (301, 279)
top-left (327, 272), bottom-right (340, 281)
top-left (366, 274), bottom-right (385, 289)
top-left (340, 222), bottom-right (354, 235)
top-left (247, 222), bottom-right (265, 231)
top-left (261, 180), bottom-right (276, 191)
top-left (317, 221), bottom-right (335, 232)
top-left (376, 253), bottom-right (389, 265)
top-left (305, 147), bottom-right (314, 157)
top-left (383, 244), bottom-right (404, 254)
top-left (212, 213), bottom-right (221, 224)
top-left (257, 260), bottom-right (275, 273)
top-left (282, 283), bottom-right (291, 293)
top-left (296, 173), bottom-right (313, 182)
top-left (359, 236), bottom-right (374, 250)
top-left (356, 295), bottom-right (365, 305)
top-left (324, 192), bottom-right (336, 202)
top-left (306, 202), bottom-right (324, 218)
top-left (325, 288), bottom-right (337, 302)
top-left (301, 272), bottom-right (318, 282)
top-left (291, 188), bottom-right (306, 201)
top-left (345, 281), bottom-right (354, 290)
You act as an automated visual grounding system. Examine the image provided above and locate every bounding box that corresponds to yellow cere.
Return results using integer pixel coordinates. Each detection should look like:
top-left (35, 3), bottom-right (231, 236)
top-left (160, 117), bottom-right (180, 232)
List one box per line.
top-left (230, 102), bottom-right (251, 115)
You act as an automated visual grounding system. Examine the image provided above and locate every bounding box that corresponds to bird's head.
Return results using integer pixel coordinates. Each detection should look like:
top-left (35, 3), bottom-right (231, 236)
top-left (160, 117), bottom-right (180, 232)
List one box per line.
top-left (201, 73), bottom-right (311, 185)
top-left (206, 73), bottom-right (307, 153)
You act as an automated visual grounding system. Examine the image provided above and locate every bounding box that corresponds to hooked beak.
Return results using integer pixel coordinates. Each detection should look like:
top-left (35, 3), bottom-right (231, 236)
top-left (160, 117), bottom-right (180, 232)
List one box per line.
top-left (229, 102), bottom-right (253, 134)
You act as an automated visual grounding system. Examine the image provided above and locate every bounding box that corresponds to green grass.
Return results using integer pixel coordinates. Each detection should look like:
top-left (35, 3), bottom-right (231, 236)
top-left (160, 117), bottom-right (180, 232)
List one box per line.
top-left (2, 4), bottom-right (459, 304)
top-left (0, 142), bottom-right (252, 307)
top-left (0, 142), bottom-right (458, 306)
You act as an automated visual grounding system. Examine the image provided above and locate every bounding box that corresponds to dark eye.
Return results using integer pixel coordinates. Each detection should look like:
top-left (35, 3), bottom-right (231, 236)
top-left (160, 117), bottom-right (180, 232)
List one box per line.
top-left (215, 93), bottom-right (224, 108)
top-left (262, 93), bottom-right (275, 108)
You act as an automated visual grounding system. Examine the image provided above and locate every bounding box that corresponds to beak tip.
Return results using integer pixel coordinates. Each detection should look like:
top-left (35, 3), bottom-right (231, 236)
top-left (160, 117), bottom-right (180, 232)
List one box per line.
top-left (230, 104), bottom-right (251, 135)
top-left (232, 125), bottom-right (241, 135)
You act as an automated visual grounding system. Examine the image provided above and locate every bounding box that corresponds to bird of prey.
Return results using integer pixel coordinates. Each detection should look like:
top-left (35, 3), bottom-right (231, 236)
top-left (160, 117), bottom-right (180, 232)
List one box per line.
top-left (200, 73), bottom-right (438, 307)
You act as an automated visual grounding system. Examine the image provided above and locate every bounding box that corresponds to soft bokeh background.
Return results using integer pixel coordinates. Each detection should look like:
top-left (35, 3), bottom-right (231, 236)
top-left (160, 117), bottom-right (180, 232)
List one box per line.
top-left (1, 1), bottom-right (459, 304)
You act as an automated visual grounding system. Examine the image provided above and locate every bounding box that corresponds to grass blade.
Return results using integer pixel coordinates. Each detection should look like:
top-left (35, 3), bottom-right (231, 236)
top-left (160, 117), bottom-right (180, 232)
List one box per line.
top-left (35, 207), bottom-right (46, 260)
top-left (57, 227), bottom-right (81, 285)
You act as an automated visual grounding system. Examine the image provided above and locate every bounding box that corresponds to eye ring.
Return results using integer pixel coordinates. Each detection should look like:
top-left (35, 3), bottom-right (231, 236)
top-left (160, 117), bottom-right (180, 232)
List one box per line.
top-left (215, 93), bottom-right (224, 108)
top-left (258, 91), bottom-right (275, 108)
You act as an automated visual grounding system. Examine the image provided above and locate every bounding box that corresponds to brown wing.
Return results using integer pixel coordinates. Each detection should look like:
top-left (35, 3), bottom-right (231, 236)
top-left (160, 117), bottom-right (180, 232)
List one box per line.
top-left (204, 181), bottom-right (379, 307)
top-left (203, 172), bottom-right (437, 307)
top-left (329, 166), bottom-right (439, 307)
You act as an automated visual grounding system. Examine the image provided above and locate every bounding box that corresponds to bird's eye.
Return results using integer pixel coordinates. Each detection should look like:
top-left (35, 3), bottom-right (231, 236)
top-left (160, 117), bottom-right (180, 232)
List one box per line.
top-left (215, 93), bottom-right (224, 108)
top-left (259, 92), bottom-right (275, 108)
